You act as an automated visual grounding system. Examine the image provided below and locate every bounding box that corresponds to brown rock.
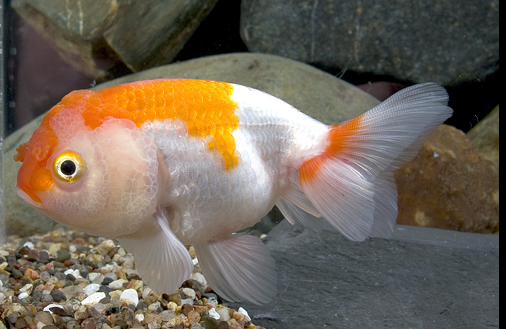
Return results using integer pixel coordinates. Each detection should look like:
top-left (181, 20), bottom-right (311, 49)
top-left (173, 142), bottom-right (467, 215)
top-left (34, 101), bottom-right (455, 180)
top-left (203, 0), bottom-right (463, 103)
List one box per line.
top-left (467, 104), bottom-right (499, 168)
top-left (395, 125), bottom-right (499, 233)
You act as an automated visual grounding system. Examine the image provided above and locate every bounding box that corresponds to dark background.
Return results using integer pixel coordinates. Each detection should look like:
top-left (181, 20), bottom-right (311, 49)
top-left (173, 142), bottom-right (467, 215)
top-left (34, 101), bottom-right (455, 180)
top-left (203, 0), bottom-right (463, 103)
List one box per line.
top-left (2, 0), bottom-right (499, 136)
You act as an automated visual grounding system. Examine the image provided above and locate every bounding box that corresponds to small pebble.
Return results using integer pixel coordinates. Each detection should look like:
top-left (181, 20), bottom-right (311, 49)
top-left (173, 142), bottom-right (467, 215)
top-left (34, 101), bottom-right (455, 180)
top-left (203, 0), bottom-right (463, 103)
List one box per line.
top-left (39, 271), bottom-right (51, 282)
top-left (56, 249), bottom-right (71, 262)
top-left (81, 292), bottom-right (106, 306)
top-left (182, 303), bottom-right (194, 315)
top-left (135, 313), bottom-right (144, 323)
top-left (238, 307), bottom-right (251, 321)
top-left (160, 310), bottom-right (177, 322)
top-left (50, 289), bottom-right (67, 302)
top-left (20, 283), bottom-right (34, 294)
top-left (88, 272), bottom-right (104, 283)
top-left (17, 292), bottom-right (29, 300)
top-left (83, 283), bottom-right (100, 296)
top-left (34, 311), bottom-right (54, 325)
top-left (104, 272), bottom-right (118, 281)
top-left (208, 308), bottom-right (221, 320)
top-left (182, 287), bottom-right (196, 299)
top-left (216, 308), bottom-right (231, 321)
top-left (9, 268), bottom-right (23, 279)
top-left (63, 269), bottom-right (81, 279)
top-left (109, 278), bottom-right (127, 290)
top-left (7, 312), bottom-right (18, 324)
top-left (181, 298), bottom-right (193, 306)
top-left (0, 230), bottom-right (266, 329)
top-left (101, 276), bottom-right (114, 285)
top-left (15, 318), bottom-right (28, 329)
top-left (120, 288), bottom-right (139, 306)
top-left (43, 304), bottom-right (64, 313)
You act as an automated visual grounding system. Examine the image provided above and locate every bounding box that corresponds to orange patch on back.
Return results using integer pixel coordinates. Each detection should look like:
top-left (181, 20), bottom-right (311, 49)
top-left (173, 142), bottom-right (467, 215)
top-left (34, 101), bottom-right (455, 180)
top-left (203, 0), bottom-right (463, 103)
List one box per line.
top-left (299, 114), bottom-right (364, 183)
top-left (85, 79), bottom-right (240, 169)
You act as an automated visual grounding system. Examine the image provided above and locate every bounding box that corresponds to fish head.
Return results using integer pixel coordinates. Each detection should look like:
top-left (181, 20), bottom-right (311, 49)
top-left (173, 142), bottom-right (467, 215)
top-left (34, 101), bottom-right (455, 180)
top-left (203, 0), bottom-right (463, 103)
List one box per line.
top-left (15, 90), bottom-right (164, 238)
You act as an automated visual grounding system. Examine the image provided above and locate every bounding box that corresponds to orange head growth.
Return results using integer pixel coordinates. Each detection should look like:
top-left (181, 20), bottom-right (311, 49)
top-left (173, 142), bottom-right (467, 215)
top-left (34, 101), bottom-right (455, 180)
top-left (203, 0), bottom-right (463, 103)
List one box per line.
top-left (16, 79), bottom-right (240, 205)
top-left (94, 79), bottom-right (240, 169)
top-left (15, 101), bottom-right (70, 203)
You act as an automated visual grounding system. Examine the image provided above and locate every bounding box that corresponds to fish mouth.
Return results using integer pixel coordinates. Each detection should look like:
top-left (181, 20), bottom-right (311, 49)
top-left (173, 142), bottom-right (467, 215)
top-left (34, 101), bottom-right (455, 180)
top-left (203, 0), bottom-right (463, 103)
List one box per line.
top-left (17, 188), bottom-right (45, 209)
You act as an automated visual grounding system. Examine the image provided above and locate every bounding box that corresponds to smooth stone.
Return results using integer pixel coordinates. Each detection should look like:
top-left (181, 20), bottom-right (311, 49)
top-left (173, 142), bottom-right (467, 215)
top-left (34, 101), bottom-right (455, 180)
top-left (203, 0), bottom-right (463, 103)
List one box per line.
top-left (3, 53), bottom-right (379, 237)
top-left (18, 292), bottom-right (29, 299)
top-left (39, 271), bottom-right (51, 282)
top-left (241, 0), bottom-right (499, 86)
top-left (108, 279), bottom-right (127, 290)
top-left (49, 289), bottom-right (67, 302)
top-left (33, 311), bottom-right (54, 325)
top-left (55, 249), bottom-right (71, 262)
top-left (83, 283), bottom-right (101, 296)
top-left (81, 292), bottom-right (106, 306)
top-left (120, 288), bottom-right (139, 307)
top-left (216, 308), bottom-right (230, 321)
top-left (395, 125), bottom-right (499, 233)
top-left (159, 310), bottom-right (177, 322)
top-left (191, 272), bottom-right (208, 292)
top-left (88, 273), bottom-right (105, 284)
top-left (181, 287), bottom-right (196, 300)
top-left (207, 308), bottom-right (220, 320)
top-left (229, 220), bottom-right (499, 328)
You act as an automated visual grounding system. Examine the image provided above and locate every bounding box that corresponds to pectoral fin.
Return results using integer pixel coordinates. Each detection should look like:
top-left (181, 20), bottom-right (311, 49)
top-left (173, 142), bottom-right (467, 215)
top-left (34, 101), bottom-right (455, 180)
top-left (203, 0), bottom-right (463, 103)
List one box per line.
top-left (119, 210), bottom-right (193, 294)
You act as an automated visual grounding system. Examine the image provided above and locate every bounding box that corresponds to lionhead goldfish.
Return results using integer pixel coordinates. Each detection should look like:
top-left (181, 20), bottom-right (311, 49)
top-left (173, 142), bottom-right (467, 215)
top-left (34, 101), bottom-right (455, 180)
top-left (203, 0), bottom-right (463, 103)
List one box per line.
top-left (15, 79), bottom-right (452, 304)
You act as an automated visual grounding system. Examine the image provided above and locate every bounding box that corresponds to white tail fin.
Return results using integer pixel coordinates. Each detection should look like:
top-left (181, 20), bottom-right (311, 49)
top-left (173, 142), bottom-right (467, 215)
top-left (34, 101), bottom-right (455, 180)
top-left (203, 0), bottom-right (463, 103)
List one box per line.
top-left (294, 83), bottom-right (453, 241)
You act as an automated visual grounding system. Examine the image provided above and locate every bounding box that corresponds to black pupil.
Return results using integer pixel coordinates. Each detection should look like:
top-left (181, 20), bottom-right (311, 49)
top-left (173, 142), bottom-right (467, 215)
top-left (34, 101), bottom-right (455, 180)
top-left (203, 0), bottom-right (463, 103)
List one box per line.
top-left (60, 160), bottom-right (77, 176)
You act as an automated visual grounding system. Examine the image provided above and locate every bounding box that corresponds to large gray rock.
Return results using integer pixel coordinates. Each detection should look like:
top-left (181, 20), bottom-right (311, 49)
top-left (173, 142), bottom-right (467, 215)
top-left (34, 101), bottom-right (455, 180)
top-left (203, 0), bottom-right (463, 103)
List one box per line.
top-left (11, 0), bottom-right (220, 77)
top-left (230, 221), bottom-right (499, 328)
top-left (240, 0), bottom-right (499, 86)
top-left (3, 53), bottom-right (379, 237)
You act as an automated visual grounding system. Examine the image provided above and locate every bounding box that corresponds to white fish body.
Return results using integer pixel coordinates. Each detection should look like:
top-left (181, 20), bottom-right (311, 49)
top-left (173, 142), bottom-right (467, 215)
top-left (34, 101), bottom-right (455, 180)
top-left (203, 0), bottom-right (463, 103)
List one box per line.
top-left (15, 80), bottom-right (452, 304)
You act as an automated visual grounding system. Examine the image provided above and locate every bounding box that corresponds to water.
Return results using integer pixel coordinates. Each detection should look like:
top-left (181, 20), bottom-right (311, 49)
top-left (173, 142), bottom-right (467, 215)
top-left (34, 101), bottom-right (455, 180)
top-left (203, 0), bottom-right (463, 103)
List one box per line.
top-left (1, 0), bottom-right (499, 241)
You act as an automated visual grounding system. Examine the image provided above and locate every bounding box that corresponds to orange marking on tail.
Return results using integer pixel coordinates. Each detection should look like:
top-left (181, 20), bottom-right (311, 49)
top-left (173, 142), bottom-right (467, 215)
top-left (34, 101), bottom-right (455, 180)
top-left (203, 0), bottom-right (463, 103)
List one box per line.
top-left (299, 114), bottom-right (364, 182)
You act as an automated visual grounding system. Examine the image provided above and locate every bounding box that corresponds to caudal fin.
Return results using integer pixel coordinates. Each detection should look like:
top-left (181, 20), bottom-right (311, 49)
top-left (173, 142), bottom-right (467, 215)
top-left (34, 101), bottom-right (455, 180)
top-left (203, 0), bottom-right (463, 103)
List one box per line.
top-left (297, 82), bottom-right (453, 241)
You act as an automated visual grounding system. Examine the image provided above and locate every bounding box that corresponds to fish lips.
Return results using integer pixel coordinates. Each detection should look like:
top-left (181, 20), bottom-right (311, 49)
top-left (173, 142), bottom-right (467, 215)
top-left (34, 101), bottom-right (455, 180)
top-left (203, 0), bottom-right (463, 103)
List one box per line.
top-left (17, 187), bottom-right (46, 209)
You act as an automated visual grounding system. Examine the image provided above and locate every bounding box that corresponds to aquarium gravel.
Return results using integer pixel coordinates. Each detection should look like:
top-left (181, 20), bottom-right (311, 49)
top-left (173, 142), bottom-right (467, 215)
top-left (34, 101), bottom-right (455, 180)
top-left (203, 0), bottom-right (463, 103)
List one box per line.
top-left (0, 229), bottom-right (265, 329)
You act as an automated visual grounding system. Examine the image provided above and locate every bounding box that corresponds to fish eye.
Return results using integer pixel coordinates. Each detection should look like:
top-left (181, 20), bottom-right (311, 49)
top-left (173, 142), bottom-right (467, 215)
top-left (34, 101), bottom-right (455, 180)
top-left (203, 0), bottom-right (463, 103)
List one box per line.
top-left (53, 151), bottom-right (86, 183)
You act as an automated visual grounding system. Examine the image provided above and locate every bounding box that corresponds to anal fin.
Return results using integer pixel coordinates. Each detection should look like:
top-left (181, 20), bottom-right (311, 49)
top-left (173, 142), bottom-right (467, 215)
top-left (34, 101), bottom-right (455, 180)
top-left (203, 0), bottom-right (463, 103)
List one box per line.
top-left (276, 197), bottom-right (324, 232)
top-left (194, 234), bottom-right (277, 305)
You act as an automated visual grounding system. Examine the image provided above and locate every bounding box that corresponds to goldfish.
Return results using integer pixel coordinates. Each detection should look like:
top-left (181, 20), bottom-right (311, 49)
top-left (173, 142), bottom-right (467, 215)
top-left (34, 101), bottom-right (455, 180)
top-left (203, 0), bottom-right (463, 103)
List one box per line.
top-left (15, 79), bottom-right (452, 304)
